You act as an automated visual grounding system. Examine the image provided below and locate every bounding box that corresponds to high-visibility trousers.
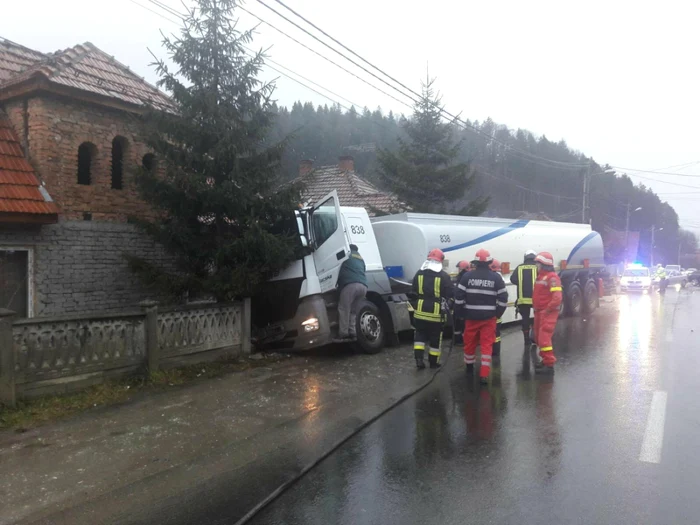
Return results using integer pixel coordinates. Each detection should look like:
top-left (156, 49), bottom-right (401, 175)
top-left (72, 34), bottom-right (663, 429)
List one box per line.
top-left (493, 317), bottom-right (502, 356)
top-left (534, 309), bottom-right (559, 366)
top-left (517, 305), bottom-right (532, 341)
top-left (414, 318), bottom-right (443, 362)
top-left (463, 317), bottom-right (497, 378)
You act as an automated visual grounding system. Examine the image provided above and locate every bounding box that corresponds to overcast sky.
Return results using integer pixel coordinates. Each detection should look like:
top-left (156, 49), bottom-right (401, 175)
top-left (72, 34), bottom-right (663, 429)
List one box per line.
top-left (3, 0), bottom-right (699, 235)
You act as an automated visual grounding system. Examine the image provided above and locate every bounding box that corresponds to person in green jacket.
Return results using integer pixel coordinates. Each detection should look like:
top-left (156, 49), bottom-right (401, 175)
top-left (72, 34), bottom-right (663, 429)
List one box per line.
top-left (336, 244), bottom-right (368, 341)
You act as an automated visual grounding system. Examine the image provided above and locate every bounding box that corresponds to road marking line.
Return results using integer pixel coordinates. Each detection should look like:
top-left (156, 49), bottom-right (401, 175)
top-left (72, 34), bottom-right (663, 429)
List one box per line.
top-left (639, 391), bottom-right (668, 464)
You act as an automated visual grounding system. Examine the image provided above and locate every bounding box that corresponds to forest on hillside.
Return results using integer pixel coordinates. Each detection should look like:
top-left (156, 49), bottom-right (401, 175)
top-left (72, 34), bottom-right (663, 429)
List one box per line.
top-left (267, 101), bottom-right (697, 266)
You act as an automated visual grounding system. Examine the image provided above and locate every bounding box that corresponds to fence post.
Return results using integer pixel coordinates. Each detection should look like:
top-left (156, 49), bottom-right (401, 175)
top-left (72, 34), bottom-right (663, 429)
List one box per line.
top-left (241, 297), bottom-right (251, 355)
top-left (0, 309), bottom-right (17, 408)
top-left (140, 301), bottom-right (159, 376)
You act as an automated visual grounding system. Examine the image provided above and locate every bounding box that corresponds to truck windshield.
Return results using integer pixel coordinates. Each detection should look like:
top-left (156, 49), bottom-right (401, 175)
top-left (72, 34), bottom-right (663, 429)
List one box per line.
top-left (311, 196), bottom-right (339, 247)
top-left (623, 269), bottom-right (649, 277)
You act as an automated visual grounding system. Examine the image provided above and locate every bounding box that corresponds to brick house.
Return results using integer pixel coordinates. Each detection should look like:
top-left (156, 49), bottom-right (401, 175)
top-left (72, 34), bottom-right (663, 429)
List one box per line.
top-left (0, 38), bottom-right (172, 318)
top-left (294, 156), bottom-right (404, 215)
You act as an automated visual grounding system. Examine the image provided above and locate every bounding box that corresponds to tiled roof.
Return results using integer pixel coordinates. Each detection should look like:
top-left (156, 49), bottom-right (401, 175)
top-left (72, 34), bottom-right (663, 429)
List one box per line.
top-left (0, 111), bottom-right (59, 220)
top-left (0, 39), bottom-right (46, 83)
top-left (0, 38), bottom-right (172, 110)
top-left (295, 165), bottom-right (405, 216)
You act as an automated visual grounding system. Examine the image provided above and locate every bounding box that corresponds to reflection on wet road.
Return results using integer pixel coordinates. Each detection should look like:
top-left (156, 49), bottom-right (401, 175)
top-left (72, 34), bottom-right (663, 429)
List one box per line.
top-left (249, 289), bottom-right (700, 525)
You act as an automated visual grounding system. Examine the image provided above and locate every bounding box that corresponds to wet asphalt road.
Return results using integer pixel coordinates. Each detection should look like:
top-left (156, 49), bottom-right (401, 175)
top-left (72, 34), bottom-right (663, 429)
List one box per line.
top-left (248, 288), bottom-right (700, 525)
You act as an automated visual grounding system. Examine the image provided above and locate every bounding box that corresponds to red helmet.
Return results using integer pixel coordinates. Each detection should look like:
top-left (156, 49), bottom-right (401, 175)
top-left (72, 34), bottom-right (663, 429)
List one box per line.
top-left (535, 251), bottom-right (554, 266)
top-left (490, 259), bottom-right (502, 272)
top-left (457, 260), bottom-right (470, 271)
top-left (474, 248), bottom-right (492, 262)
top-left (427, 248), bottom-right (445, 262)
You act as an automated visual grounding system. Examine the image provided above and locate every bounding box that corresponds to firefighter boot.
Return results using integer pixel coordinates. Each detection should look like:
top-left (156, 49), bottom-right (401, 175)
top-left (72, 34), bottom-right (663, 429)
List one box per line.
top-left (428, 354), bottom-right (441, 369)
top-left (535, 364), bottom-right (555, 374)
top-left (415, 349), bottom-right (426, 370)
top-left (465, 363), bottom-right (475, 375)
top-left (523, 330), bottom-right (531, 346)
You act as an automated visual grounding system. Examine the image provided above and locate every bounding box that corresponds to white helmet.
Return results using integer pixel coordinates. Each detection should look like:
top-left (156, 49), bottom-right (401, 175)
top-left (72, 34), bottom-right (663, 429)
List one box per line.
top-left (524, 250), bottom-right (537, 259)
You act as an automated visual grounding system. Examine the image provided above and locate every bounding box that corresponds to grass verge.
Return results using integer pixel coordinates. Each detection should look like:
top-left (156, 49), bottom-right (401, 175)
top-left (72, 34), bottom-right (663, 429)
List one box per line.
top-left (0, 353), bottom-right (289, 432)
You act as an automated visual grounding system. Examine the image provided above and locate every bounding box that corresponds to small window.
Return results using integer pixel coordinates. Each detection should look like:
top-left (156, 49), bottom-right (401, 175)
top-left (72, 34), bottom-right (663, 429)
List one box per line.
top-left (111, 136), bottom-right (128, 189)
top-left (77, 142), bottom-right (96, 185)
top-left (311, 196), bottom-right (338, 247)
top-left (142, 153), bottom-right (157, 173)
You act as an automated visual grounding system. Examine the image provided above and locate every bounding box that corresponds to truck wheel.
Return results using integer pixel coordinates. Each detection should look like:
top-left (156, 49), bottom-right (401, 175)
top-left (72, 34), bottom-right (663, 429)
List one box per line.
top-left (355, 300), bottom-right (385, 354)
top-left (565, 282), bottom-right (583, 317)
top-left (583, 280), bottom-right (598, 314)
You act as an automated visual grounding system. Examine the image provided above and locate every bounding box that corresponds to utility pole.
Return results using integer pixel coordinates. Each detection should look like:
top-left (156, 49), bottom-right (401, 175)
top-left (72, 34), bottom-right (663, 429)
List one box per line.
top-left (678, 241), bottom-right (682, 266)
top-left (582, 163), bottom-right (591, 224)
top-left (624, 202), bottom-right (631, 264)
top-left (650, 225), bottom-right (655, 267)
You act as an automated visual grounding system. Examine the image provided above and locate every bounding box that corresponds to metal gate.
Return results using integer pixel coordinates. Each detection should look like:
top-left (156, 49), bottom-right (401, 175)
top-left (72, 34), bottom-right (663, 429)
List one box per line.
top-left (0, 249), bottom-right (29, 317)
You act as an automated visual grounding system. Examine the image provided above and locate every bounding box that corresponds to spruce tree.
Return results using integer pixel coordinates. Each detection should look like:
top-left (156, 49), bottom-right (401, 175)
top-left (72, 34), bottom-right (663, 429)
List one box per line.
top-left (128, 0), bottom-right (303, 301)
top-left (376, 79), bottom-right (488, 215)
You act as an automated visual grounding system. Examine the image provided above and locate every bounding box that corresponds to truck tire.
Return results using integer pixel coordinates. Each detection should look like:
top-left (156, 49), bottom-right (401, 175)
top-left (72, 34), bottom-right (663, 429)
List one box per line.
top-left (354, 299), bottom-right (385, 354)
top-left (565, 282), bottom-right (583, 317)
top-left (583, 280), bottom-right (598, 315)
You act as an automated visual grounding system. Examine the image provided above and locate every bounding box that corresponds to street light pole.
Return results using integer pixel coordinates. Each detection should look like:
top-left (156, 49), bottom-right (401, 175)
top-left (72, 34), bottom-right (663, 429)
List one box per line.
top-left (650, 226), bottom-right (663, 267)
top-left (582, 172), bottom-right (588, 224)
top-left (624, 204), bottom-right (643, 265)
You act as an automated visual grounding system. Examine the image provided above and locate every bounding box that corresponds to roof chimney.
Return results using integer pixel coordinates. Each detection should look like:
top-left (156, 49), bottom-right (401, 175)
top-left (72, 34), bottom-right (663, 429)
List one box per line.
top-left (338, 155), bottom-right (354, 172)
top-left (299, 159), bottom-right (313, 177)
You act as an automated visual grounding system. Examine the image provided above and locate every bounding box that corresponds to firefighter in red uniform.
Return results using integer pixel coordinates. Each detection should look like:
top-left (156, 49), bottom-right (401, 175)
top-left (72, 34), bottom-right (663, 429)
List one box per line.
top-left (490, 259), bottom-right (503, 358)
top-left (532, 251), bottom-right (563, 372)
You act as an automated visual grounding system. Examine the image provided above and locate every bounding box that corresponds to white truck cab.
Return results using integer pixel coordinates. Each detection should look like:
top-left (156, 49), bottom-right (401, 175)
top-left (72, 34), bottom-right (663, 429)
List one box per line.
top-left (253, 191), bottom-right (412, 353)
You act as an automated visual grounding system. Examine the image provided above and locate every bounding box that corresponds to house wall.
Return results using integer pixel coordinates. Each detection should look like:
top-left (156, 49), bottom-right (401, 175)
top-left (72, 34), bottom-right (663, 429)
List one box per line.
top-left (0, 94), bottom-right (175, 317)
top-left (2, 95), bottom-right (153, 222)
top-left (0, 221), bottom-right (171, 317)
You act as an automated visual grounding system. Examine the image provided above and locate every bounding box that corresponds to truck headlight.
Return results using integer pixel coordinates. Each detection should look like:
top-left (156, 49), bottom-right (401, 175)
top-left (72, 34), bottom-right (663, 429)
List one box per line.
top-left (302, 317), bottom-right (319, 333)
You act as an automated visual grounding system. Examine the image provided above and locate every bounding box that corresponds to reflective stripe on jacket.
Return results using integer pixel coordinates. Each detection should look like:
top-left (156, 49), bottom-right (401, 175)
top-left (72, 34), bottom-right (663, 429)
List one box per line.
top-left (510, 263), bottom-right (537, 305)
top-left (455, 266), bottom-right (508, 321)
top-left (412, 269), bottom-right (453, 323)
top-left (533, 270), bottom-right (563, 312)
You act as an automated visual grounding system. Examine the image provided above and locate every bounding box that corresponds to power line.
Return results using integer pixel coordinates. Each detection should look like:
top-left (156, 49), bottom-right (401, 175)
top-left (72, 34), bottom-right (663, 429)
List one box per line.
top-left (123, 0), bottom-right (592, 206)
top-left (264, 0), bottom-right (589, 171)
top-left (237, 5), bottom-right (415, 111)
top-left (128, 0), bottom-right (181, 23)
top-left (624, 172), bottom-right (700, 190)
top-left (613, 165), bottom-right (700, 178)
top-left (145, 0), bottom-right (184, 18)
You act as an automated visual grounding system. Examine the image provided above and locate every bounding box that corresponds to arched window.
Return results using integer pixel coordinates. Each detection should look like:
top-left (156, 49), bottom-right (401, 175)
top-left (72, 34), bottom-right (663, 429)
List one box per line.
top-left (142, 153), bottom-right (157, 174)
top-left (111, 136), bottom-right (128, 190)
top-left (77, 142), bottom-right (97, 185)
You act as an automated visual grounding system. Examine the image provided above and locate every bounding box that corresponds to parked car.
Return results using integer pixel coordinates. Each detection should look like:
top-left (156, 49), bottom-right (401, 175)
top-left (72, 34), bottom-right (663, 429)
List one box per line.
top-left (664, 264), bottom-right (681, 274)
top-left (689, 270), bottom-right (700, 286)
top-left (620, 265), bottom-right (653, 293)
top-left (656, 267), bottom-right (687, 288)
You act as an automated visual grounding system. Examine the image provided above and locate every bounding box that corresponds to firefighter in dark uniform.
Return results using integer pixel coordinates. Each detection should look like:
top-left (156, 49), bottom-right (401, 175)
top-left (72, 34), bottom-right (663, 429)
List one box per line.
top-left (510, 249), bottom-right (538, 345)
top-left (453, 260), bottom-right (471, 343)
top-left (455, 248), bottom-right (508, 385)
top-left (412, 249), bottom-right (453, 369)
top-left (490, 258), bottom-right (503, 357)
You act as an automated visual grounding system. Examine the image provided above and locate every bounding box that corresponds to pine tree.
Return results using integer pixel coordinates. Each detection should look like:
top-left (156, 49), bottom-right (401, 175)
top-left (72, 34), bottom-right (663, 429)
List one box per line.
top-left (375, 79), bottom-right (488, 215)
top-left (128, 0), bottom-right (303, 302)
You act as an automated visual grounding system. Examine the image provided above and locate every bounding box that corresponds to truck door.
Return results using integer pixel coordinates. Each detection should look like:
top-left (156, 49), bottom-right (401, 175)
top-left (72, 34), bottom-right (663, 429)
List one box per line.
top-left (310, 190), bottom-right (349, 293)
